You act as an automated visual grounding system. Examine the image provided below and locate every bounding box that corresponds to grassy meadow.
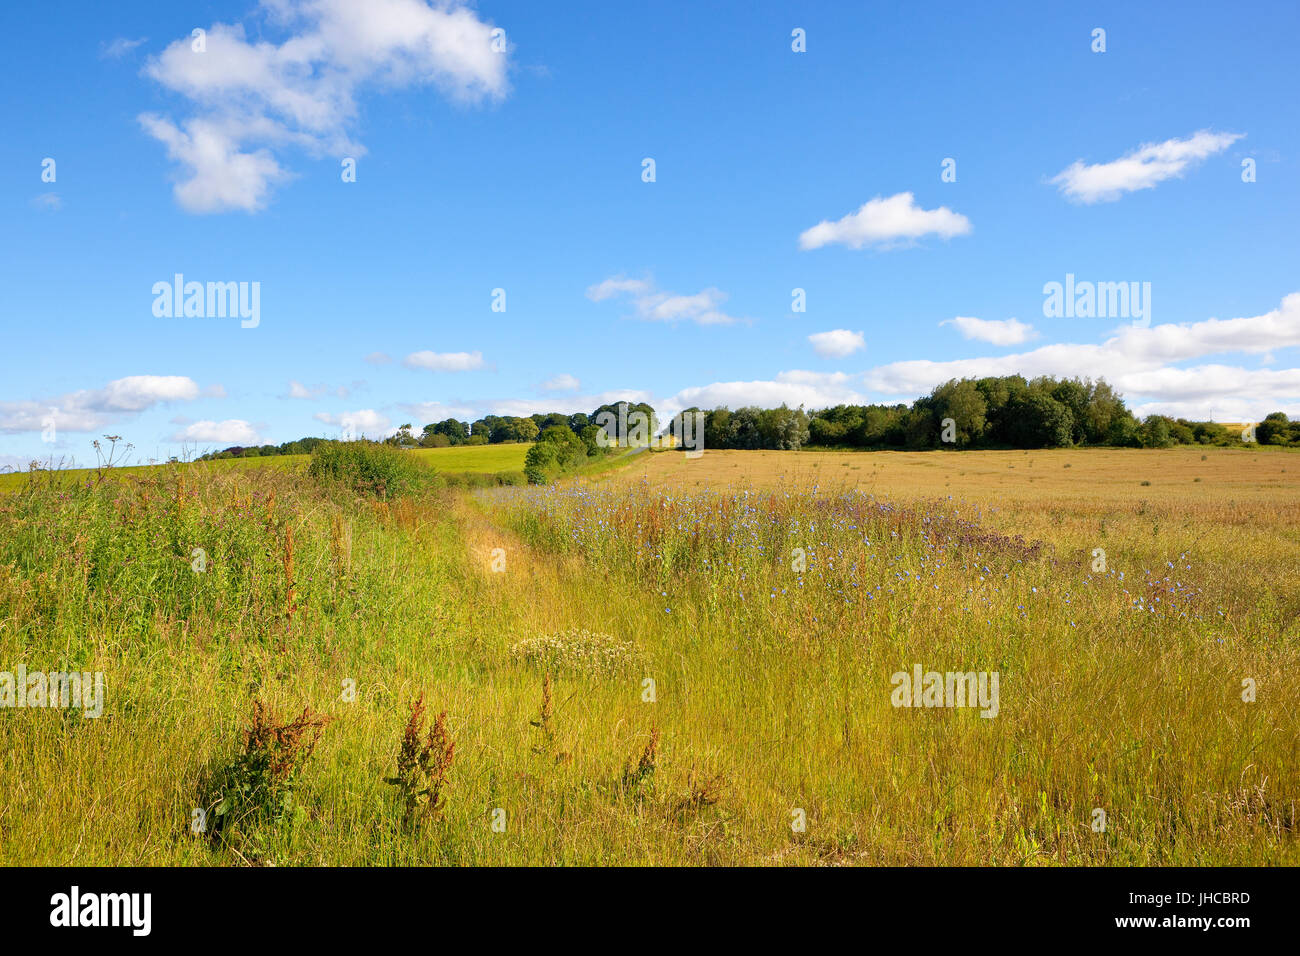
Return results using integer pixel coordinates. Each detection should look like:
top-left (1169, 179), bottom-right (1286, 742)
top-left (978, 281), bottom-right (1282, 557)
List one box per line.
top-left (0, 444), bottom-right (1296, 865)
top-left (0, 442), bottom-right (532, 494)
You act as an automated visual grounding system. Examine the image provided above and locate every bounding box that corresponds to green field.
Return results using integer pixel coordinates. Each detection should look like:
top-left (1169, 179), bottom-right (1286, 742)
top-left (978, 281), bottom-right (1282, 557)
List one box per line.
top-left (0, 442), bottom-right (532, 493)
top-left (406, 443), bottom-right (530, 474)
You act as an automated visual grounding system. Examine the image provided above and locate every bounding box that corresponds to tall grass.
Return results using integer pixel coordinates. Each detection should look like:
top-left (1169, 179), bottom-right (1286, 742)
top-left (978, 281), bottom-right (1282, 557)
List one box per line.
top-left (307, 441), bottom-right (435, 499)
top-left (0, 453), bottom-right (1294, 865)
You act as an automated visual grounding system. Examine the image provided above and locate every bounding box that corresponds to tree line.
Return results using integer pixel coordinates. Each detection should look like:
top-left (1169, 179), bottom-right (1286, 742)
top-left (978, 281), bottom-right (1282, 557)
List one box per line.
top-left (675, 376), bottom-right (1294, 450)
top-left (198, 378), bottom-right (1298, 461)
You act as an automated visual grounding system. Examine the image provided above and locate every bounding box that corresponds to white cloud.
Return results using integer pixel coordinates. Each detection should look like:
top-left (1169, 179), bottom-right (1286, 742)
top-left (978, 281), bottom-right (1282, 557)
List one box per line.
top-left (585, 276), bottom-right (651, 302)
top-left (775, 370), bottom-right (853, 386)
top-left (864, 292), bottom-right (1300, 419)
top-left (941, 316), bottom-right (1037, 346)
top-left (139, 115), bottom-right (289, 214)
top-left (376, 291), bottom-right (1300, 433)
top-left (403, 350), bottom-right (486, 372)
top-left (170, 419), bottom-right (261, 444)
top-left (661, 376), bottom-right (867, 419)
top-left (30, 194), bottom-right (61, 211)
top-left (93, 376), bottom-right (202, 411)
top-left (587, 275), bottom-right (744, 325)
top-left (314, 408), bottom-right (391, 436)
top-left (1131, 395), bottom-right (1300, 423)
top-left (799, 192), bottom-right (972, 250)
top-left (398, 401), bottom-right (480, 422)
top-left (102, 37), bottom-right (147, 59)
top-left (540, 373), bottom-right (580, 392)
top-left (0, 375), bottom-right (204, 434)
top-left (365, 351), bottom-right (392, 365)
top-left (140, 2), bottom-right (509, 213)
top-left (1051, 130), bottom-right (1243, 204)
top-left (808, 329), bottom-right (865, 358)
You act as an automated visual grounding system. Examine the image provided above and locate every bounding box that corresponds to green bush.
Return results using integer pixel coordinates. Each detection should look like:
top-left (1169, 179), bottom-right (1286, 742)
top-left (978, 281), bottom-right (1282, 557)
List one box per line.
top-left (308, 441), bottom-right (432, 499)
top-left (525, 429), bottom-right (589, 484)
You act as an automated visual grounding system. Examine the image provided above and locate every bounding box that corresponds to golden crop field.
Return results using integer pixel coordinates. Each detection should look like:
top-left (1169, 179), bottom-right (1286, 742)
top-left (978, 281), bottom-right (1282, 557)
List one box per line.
top-left (1, 445), bottom-right (1296, 866)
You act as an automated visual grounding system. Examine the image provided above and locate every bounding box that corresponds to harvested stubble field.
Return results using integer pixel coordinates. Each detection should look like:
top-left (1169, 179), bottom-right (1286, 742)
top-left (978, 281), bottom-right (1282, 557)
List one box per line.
top-left (0, 445), bottom-right (1296, 865)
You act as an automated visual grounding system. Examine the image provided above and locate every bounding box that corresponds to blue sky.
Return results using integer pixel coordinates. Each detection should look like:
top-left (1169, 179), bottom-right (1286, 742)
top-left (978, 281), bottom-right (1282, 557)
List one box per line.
top-left (3, 0), bottom-right (1298, 466)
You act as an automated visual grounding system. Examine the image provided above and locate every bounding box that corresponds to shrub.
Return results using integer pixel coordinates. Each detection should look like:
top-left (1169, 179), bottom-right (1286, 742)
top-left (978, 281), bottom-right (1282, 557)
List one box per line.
top-left (307, 441), bottom-right (432, 499)
top-left (524, 442), bottom-right (560, 484)
top-left (524, 429), bottom-right (589, 484)
top-left (1256, 412), bottom-right (1292, 446)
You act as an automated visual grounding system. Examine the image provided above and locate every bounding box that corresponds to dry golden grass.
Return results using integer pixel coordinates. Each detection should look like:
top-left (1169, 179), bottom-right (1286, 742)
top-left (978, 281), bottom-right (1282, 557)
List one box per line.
top-left (604, 447), bottom-right (1300, 612)
top-left (609, 446), bottom-right (1300, 510)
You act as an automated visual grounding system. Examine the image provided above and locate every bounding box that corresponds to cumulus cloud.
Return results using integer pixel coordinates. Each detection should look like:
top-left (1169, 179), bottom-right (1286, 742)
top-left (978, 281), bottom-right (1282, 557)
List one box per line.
top-left (808, 330), bottom-right (865, 358)
top-left (774, 370), bottom-right (853, 387)
top-left (170, 419), bottom-right (261, 444)
top-left (864, 292), bottom-right (1300, 419)
top-left (139, 114), bottom-right (289, 214)
top-left (586, 275), bottom-right (744, 325)
top-left (941, 316), bottom-right (1037, 346)
top-left (540, 373), bottom-right (580, 392)
top-left (659, 375), bottom-right (867, 420)
top-left (403, 350), bottom-right (486, 372)
top-left (140, 1), bottom-right (510, 212)
top-left (89, 376), bottom-right (200, 410)
top-left (0, 375), bottom-right (203, 434)
top-left (799, 192), bottom-right (972, 250)
top-left (398, 401), bottom-right (480, 422)
top-left (313, 408), bottom-right (391, 436)
top-left (364, 351), bottom-right (393, 365)
top-left (1051, 130), bottom-right (1243, 203)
